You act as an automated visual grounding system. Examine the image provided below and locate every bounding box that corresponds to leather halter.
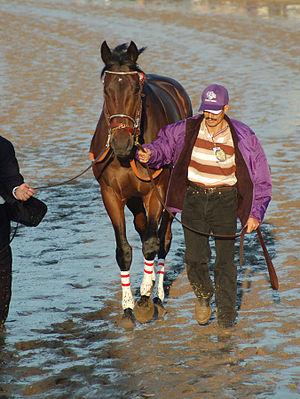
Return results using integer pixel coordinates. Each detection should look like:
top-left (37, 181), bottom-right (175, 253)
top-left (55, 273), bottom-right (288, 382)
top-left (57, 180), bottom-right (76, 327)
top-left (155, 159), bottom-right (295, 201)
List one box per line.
top-left (103, 70), bottom-right (144, 148)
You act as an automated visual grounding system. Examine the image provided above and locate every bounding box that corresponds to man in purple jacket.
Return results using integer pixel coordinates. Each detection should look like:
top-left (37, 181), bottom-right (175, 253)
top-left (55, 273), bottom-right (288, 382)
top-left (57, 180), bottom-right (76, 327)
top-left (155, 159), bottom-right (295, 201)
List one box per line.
top-left (138, 84), bottom-right (272, 328)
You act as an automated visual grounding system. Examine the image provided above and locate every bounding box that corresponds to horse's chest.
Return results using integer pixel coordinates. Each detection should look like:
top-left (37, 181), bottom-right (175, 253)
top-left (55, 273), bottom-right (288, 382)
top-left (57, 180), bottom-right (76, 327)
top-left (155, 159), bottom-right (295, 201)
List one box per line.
top-left (101, 165), bottom-right (148, 198)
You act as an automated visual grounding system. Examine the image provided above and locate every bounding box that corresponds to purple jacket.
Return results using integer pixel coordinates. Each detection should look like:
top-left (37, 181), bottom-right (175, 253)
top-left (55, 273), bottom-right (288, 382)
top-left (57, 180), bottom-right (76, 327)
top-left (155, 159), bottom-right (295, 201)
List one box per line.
top-left (140, 114), bottom-right (272, 225)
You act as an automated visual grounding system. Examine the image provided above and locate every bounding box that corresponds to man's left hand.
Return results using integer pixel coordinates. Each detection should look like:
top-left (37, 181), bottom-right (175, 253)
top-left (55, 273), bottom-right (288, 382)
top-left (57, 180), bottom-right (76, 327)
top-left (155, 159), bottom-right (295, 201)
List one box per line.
top-left (14, 183), bottom-right (36, 201)
top-left (245, 217), bottom-right (260, 233)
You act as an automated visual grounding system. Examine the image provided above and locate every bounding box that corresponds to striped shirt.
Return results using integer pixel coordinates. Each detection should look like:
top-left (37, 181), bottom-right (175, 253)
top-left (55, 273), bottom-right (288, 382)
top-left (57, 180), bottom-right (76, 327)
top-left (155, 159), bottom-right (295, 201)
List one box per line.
top-left (188, 120), bottom-right (237, 187)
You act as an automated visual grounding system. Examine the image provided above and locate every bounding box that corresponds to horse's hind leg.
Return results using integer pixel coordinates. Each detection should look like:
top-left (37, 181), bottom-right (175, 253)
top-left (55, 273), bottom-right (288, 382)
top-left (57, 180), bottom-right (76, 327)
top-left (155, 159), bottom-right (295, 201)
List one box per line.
top-left (151, 211), bottom-right (173, 317)
top-left (127, 198), bottom-right (156, 323)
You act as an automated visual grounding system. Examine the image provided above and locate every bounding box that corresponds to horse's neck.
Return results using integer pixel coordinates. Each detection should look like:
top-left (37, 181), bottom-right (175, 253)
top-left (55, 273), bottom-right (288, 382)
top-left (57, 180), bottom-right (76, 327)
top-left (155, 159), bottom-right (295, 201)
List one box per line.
top-left (141, 83), bottom-right (169, 143)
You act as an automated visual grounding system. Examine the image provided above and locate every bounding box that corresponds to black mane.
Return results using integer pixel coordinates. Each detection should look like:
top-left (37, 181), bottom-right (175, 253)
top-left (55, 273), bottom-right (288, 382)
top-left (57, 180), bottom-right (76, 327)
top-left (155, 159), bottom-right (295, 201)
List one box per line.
top-left (101, 43), bottom-right (146, 76)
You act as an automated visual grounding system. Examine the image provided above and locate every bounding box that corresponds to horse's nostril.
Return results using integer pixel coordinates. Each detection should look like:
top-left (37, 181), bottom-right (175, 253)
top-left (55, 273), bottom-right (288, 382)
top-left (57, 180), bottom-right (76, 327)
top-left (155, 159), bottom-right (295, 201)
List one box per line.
top-left (110, 133), bottom-right (134, 159)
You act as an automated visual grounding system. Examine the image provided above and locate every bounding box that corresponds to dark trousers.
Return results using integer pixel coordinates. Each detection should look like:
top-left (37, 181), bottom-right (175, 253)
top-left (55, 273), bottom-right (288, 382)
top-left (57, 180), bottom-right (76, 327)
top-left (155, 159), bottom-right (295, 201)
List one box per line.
top-left (182, 184), bottom-right (238, 319)
top-left (0, 204), bottom-right (12, 325)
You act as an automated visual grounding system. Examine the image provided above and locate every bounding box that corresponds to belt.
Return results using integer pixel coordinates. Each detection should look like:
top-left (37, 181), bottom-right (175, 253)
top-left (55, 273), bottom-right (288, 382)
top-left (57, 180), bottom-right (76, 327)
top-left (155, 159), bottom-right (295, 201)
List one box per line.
top-left (188, 181), bottom-right (236, 194)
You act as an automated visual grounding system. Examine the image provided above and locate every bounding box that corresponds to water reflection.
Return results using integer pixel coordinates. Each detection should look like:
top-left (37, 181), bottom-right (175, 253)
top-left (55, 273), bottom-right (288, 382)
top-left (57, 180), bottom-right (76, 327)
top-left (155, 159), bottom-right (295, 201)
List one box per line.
top-left (191, 0), bottom-right (300, 18)
top-left (69, 0), bottom-right (300, 18)
top-left (84, 0), bottom-right (300, 19)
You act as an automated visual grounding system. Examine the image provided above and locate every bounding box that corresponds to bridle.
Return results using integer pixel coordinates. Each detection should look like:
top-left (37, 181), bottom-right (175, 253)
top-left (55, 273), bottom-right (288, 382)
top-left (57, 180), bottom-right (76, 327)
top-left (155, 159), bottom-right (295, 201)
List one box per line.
top-left (96, 69), bottom-right (163, 182)
top-left (103, 70), bottom-right (145, 148)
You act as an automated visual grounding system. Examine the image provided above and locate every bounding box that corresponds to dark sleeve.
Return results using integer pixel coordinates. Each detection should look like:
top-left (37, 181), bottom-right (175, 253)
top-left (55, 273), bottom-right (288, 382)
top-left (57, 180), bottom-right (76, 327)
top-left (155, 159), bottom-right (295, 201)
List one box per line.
top-left (0, 137), bottom-right (24, 194)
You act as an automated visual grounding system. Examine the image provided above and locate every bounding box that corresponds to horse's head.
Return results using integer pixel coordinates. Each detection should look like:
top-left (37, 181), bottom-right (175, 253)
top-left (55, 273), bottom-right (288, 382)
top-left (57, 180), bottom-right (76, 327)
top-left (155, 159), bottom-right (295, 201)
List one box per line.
top-left (101, 41), bottom-right (146, 159)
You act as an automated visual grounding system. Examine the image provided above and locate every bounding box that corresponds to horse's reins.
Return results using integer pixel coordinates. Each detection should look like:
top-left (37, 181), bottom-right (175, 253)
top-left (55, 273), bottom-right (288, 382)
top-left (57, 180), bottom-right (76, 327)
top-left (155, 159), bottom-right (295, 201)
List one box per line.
top-left (34, 145), bottom-right (112, 190)
top-left (3, 145), bottom-right (113, 251)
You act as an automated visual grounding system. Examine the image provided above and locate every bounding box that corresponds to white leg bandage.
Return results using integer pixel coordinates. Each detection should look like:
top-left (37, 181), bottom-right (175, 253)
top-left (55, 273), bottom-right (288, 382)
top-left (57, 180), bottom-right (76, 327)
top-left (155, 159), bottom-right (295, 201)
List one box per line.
top-left (120, 271), bottom-right (134, 310)
top-left (140, 259), bottom-right (154, 297)
top-left (157, 259), bottom-right (165, 302)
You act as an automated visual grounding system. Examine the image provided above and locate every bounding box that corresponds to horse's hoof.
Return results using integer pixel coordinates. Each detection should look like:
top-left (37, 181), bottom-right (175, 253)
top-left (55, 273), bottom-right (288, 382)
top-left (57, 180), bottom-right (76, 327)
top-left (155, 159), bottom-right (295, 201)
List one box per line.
top-left (153, 297), bottom-right (167, 319)
top-left (117, 308), bottom-right (135, 329)
top-left (133, 296), bottom-right (155, 323)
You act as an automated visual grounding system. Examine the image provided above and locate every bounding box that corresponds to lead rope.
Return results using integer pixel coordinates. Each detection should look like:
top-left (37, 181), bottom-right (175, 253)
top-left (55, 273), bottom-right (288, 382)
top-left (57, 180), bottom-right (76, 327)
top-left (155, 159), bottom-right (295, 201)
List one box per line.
top-left (34, 145), bottom-right (112, 190)
top-left (4, 144), bottom-right (113, 250)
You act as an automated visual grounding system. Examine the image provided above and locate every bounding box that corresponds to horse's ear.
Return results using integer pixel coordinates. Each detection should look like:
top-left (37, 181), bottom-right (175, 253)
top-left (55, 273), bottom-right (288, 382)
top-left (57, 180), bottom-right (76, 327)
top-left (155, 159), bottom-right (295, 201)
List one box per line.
top-left (127, 41), bottom-right (139, 64)
top-left (101, 41), bottom-right (112, 65)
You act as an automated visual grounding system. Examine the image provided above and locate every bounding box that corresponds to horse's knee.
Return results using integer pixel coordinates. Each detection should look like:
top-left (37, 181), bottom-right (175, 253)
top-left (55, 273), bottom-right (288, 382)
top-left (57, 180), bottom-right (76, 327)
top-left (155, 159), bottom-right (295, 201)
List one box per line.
top-left (116, 244), bottom-right (132, 270)
top-left (142, 236), bottom-right (159, 260)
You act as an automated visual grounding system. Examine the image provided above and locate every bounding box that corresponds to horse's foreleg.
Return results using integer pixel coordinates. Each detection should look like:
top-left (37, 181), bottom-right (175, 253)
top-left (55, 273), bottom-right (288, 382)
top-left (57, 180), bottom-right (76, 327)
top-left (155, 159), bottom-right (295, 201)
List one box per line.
top-left (101, 186), bottom-right (134, 312)
top-left (126, 197), bottom-right (147, 240)
top-left (132, 190), bottom-right (162, 323)
top-left (126, 197), bottom-right (156, 297)
top-left (140, 258), bottom-right (155, 297)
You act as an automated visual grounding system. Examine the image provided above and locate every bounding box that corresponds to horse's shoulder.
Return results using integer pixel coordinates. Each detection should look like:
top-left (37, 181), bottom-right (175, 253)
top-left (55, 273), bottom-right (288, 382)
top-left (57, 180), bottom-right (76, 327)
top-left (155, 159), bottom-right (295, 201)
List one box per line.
top-left (144, 74), bottom-right (192, 119)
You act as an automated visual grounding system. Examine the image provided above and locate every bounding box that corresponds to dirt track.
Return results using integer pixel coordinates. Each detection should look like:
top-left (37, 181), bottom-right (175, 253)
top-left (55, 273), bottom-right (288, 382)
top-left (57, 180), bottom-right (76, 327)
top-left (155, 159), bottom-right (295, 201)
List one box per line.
top-left (0, 0), bottom-right (299, 397)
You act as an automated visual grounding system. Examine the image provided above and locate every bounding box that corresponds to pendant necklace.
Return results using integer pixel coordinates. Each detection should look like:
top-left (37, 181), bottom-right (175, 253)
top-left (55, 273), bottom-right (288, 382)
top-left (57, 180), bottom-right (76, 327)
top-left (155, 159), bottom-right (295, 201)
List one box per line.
top-left (208, 124), bottom-right (228, 162)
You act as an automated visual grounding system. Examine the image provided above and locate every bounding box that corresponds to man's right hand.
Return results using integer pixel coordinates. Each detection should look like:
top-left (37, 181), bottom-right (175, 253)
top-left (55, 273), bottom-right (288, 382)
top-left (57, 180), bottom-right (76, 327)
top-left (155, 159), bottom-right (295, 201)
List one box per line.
top-left (14, 183), bottom-right (36, 201)
top-left (138, 148), bottom-right (152, 164)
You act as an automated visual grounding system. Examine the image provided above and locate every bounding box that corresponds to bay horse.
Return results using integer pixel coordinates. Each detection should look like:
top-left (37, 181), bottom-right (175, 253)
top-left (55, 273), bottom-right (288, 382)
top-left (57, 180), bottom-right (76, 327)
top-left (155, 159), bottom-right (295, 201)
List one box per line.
top-left (90, 41), bottom-right (192, 327)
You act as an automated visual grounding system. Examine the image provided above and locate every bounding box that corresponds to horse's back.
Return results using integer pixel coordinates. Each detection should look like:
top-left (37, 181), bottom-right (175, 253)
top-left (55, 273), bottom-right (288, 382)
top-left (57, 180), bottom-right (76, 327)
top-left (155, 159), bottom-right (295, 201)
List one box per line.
top-left (146, 74), bottom-right (193, 120)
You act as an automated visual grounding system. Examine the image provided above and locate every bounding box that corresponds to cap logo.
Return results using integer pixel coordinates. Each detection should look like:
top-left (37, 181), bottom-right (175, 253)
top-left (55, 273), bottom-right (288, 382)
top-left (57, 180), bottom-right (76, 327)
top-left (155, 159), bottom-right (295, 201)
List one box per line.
top-left (205, 90), bottom-right (217, 103)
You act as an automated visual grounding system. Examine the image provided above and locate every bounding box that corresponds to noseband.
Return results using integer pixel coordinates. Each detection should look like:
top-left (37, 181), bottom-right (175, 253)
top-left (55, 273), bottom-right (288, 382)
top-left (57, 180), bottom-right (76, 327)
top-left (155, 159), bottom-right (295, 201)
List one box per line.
top-left (103, 70), bottom-right (144, 148)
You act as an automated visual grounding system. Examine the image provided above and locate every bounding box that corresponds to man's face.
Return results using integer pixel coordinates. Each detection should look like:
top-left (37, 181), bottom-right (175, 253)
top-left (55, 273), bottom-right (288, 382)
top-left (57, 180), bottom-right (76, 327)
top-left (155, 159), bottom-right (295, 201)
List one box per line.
top-left (203, 105), bottom-right (229, 128)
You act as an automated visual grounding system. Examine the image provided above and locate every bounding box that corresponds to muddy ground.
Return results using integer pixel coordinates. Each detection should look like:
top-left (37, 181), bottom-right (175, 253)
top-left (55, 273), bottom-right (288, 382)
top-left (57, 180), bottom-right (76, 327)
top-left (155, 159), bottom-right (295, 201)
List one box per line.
top-left (0, 0), bottom-right (299, 398)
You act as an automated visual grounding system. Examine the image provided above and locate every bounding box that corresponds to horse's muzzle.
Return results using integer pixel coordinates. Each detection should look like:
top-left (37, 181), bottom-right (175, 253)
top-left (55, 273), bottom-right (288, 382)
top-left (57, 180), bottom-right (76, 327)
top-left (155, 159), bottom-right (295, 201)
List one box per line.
top-left (110, 129), bottom-right (135, 159)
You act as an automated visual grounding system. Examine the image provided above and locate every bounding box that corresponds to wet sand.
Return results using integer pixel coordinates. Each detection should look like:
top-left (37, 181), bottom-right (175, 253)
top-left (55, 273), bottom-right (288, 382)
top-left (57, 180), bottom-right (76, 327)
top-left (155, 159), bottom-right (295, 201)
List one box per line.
top-left (0, 0), bottom-right (299, 398)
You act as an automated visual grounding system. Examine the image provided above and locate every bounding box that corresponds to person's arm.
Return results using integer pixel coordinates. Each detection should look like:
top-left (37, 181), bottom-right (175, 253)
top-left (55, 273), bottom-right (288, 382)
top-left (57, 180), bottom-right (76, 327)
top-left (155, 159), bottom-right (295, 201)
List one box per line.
top-left (137, 120), bottom-right (186, 169)
top-left (0, 138), bottom-right (35, 201)
top-left (245, 135), bottom-right (272, 233)
top-left (0, 138), bottom-right (24, 192)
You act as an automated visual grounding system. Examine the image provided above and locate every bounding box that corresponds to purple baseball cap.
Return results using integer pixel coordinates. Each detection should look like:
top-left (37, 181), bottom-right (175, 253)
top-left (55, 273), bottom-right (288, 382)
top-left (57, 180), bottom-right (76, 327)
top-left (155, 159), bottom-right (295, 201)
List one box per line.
top-left (199, 84), bottom-right (229, 113)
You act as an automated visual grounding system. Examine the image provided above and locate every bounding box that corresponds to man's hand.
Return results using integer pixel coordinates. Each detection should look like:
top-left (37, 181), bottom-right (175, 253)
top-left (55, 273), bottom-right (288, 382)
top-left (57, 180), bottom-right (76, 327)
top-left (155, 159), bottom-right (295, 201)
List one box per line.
top-left (245, 216), bottom-right (260, 233)
top-left (138, 148), bottom-right (152, 164)
top-left (14, 183), bottom-right (36, 201)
